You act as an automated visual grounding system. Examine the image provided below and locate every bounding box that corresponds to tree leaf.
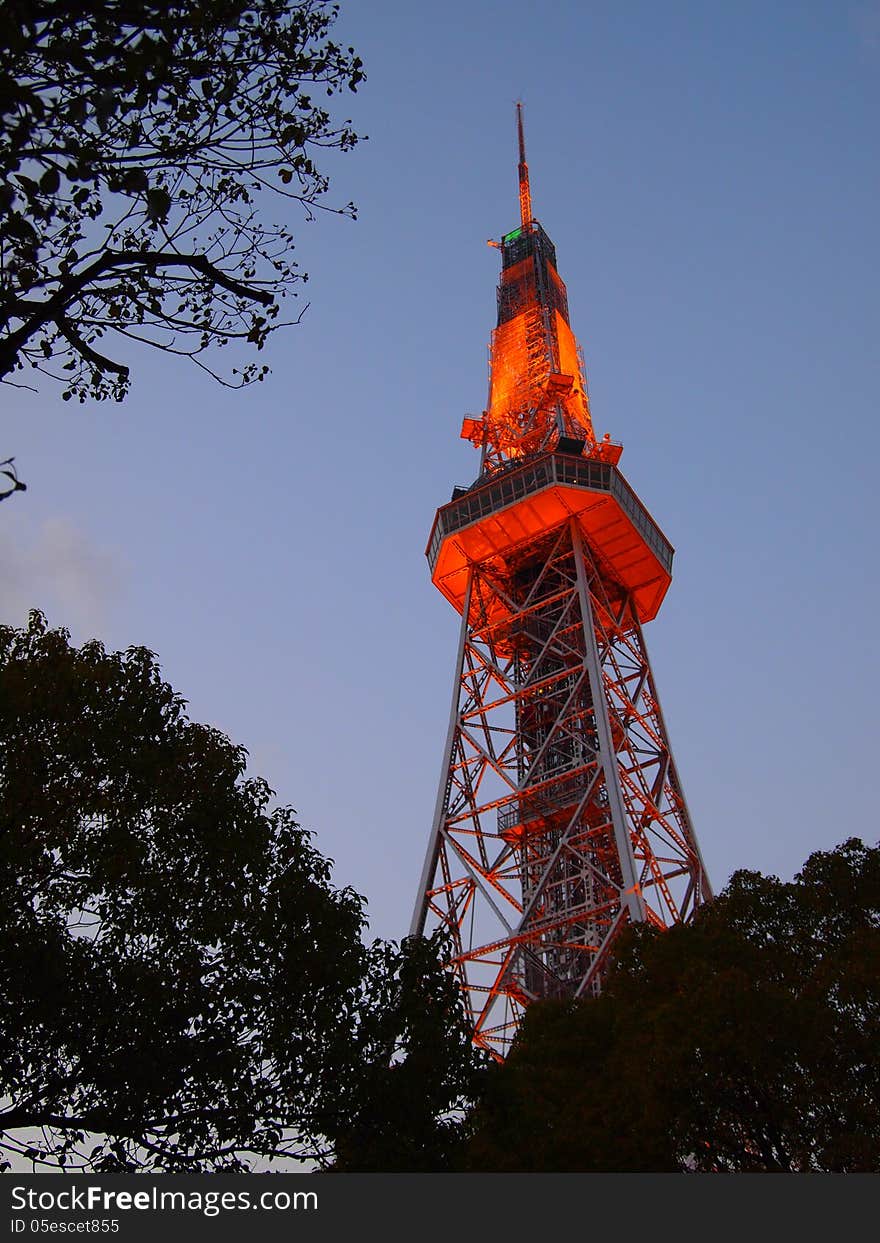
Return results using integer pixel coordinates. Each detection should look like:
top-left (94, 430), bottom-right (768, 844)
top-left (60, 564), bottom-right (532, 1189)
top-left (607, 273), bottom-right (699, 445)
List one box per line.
top-left (145, 187), bottom-right (171, 222)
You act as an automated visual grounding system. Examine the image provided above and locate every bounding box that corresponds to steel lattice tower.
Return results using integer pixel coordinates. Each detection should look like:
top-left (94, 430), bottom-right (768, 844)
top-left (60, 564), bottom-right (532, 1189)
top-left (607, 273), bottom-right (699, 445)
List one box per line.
top-left (410, 107), bottom-right (712, 1059)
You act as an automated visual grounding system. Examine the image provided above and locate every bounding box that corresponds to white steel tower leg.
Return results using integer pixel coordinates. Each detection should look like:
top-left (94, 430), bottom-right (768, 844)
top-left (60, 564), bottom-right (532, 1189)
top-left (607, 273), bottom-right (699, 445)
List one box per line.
top-left (410, 576), bottom-right (473, 942)
top-left (571, 519), bottom-right (646, 928)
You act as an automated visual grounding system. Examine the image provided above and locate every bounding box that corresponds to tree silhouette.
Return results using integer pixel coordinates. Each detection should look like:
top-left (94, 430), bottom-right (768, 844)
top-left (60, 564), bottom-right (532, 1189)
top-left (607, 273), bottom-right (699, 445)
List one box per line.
top-left (462, 839), bottom-right (880, 1172)
top-left (0, 612), bottom-right (480, 1171)
top-left (0, 1), bottom-right (364, 401)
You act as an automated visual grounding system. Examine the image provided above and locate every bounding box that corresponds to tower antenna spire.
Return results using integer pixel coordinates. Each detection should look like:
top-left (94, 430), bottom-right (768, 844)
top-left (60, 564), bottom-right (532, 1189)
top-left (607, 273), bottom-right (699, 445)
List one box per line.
top-left (516, 101), bottom-right (532, 229)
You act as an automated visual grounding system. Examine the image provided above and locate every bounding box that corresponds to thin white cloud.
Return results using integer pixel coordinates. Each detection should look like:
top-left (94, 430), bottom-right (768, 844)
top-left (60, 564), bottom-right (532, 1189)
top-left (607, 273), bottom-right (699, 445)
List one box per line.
top-left (0, 515), bottom-right (125, 639)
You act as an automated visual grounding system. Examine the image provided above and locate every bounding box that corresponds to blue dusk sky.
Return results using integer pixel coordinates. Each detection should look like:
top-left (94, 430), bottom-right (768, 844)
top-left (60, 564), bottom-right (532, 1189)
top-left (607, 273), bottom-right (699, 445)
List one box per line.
top-left (3, 0), bottom-right (878, 942)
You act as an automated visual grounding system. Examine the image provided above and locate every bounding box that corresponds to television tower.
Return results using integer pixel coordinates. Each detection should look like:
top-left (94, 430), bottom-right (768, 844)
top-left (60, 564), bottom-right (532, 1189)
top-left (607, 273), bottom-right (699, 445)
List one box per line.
top-left (410, 106), bottom-right (712, 1059)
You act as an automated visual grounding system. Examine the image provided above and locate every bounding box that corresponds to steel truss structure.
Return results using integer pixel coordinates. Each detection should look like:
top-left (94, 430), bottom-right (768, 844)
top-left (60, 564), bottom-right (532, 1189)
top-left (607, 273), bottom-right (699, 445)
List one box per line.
top-left (411, 517), bottom-right (711, 1059)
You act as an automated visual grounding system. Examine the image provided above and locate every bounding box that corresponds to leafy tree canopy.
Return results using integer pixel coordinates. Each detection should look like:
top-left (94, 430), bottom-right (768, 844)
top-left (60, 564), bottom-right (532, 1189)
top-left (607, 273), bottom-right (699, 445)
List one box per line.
top-left (0, 0), bottom-right (364, 401)
top-left (0, 612), bottom-right (481, 1172)
top-left (323, 933), bottom-right (490, 1172)
top-left (462, 839), bottom-right (880, 1173)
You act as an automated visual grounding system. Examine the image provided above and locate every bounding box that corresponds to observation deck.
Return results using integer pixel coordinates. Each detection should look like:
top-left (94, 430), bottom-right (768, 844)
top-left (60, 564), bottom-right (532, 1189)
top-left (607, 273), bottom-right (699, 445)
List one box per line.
top-left (427, 448), bottom-right (673, 624)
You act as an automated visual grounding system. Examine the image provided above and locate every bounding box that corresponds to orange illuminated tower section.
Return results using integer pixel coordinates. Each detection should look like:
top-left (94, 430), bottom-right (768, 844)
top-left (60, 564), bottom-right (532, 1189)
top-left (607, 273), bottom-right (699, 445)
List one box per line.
top-left (411, 107), bottom-right (712, 1058)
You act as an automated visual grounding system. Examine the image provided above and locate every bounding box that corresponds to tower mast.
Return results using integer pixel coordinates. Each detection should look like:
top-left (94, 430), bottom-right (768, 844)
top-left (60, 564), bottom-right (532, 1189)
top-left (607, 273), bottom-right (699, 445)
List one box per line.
top-left (516, 101), bottom-right (532, 230)
top-left (412, 110), bottom-right (712, 1059)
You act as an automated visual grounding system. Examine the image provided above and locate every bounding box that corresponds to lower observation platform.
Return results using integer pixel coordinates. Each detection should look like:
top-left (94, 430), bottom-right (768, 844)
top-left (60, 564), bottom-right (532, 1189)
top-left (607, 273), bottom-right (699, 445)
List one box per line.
top-left (427, 450), bottom-right (674, 623)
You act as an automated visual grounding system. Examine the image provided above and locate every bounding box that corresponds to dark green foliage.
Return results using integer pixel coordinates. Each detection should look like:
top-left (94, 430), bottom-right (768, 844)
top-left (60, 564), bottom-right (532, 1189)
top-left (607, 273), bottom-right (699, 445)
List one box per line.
top-left (0, 1), bottom-right (364, 399)
top-left (323, 935), bottom-right (490, 1171)
top-left (463, 840), bottom-right (880, 1172)
top-left (0, 612), bottom-right (480, 1171)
